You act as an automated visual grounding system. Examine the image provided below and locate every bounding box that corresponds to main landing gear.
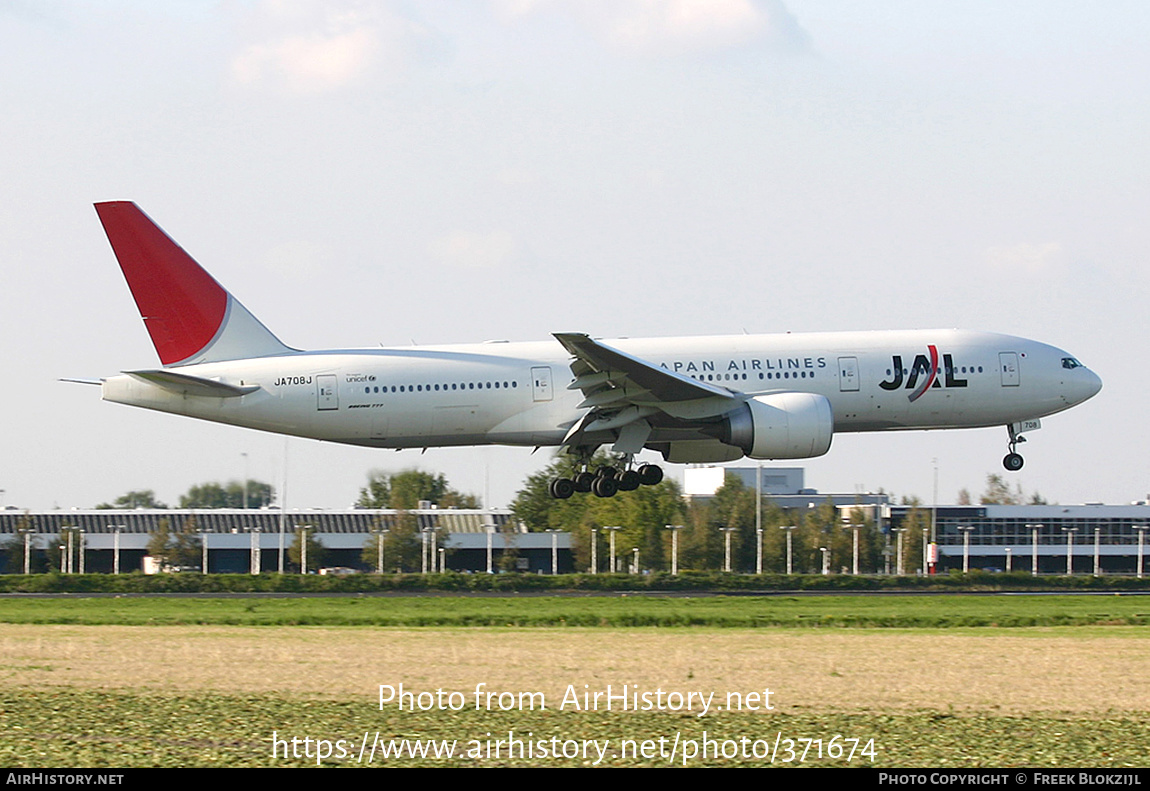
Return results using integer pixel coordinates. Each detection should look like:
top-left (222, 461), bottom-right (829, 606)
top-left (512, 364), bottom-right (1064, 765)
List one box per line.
top-left (1003, 424), bottom-right (1026, 472)
top-left (549, 463), bottom-right (664, 499)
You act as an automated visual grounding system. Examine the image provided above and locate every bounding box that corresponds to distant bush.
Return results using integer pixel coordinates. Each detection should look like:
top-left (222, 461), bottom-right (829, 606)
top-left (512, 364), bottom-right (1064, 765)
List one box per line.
top-left (0, 570), bottom-right (1148, 594)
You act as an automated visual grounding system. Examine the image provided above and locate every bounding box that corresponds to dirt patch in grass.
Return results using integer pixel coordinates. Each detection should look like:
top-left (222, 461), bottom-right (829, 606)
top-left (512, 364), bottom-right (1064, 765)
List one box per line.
top-left (2, 625), bottom-right (1147, 716)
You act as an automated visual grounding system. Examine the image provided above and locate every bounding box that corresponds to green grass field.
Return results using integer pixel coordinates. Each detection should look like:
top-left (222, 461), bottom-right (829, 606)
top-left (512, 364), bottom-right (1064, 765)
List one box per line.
top-left (0, 592), bottom-right (1147, 627)
top-left (2, 688), bottom-right (1146, 768)
top-left (1, 594), bottom-right (1147, 768)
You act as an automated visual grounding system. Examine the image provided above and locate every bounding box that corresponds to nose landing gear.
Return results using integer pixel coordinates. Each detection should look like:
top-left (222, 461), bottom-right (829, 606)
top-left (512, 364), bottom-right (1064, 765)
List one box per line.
top-left (1003, 424), bottom-right (1027, 471)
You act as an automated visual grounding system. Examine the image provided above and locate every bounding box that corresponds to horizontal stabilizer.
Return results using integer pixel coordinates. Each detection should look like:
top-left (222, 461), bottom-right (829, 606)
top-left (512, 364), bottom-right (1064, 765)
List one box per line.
top-left (126, 369), bottom-right (259, 398)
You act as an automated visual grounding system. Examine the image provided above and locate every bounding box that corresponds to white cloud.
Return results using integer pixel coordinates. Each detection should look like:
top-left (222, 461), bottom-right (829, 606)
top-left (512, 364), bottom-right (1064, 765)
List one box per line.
top-left (428, 230), bottom-right (518, 269)
top-left (600, 0), bottom-right (764, 52)
top-left (984, 242), bottom-right (1065, 274)
top-left (230, 1), bottom-right (423, 93)
top-left (493, 0), bottom-right (809, 56)
top-left (233, 27), bottom-right (378, 92)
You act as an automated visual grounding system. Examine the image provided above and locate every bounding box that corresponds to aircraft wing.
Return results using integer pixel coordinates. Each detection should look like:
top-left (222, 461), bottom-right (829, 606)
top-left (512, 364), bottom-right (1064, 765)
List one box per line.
top-left (553, 333), bottom-right (741, 452)
top-left (554, 333), bottom-right (733, 404)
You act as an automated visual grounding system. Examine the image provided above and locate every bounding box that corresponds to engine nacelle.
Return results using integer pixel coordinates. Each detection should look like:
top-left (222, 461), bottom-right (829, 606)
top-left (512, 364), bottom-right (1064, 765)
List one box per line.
top-left (721, 392), bottom-right (834, 460)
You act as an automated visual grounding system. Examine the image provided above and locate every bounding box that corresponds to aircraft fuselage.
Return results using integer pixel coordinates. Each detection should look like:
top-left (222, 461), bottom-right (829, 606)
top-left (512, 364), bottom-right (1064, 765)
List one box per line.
top-left (101, 328), bottom-right (1101, 455)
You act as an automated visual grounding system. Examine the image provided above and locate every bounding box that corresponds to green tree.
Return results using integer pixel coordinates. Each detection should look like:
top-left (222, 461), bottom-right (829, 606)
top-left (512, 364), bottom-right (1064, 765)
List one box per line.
top-left (0, 513), bottom-right (40, 574)
top-left (45, 524), bottom-right (85, 574)
top-left (510, 453), bottom-right (683, 573)
top-left (289, 525), bottom-right (326, 573)
top-left (96, 490), bottom-right (168, 509)
top-left (179, 480), bottom-right (274, 509)
top-left (896, 503), bottom-right (932, 575)
top-left (146, 516), bottom-right (201, 570)
top-left (357, 469), bottom-right (479, 509)
top-left (679, 474), bottom-right (755, 571)
top-left (980, 474), bottom-right (1024, 505)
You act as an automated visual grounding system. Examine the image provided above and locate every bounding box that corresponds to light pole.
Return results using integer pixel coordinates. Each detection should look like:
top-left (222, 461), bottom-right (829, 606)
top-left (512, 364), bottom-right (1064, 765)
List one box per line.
top-left (922, 528), bottom-right (930, 575)
top-left (249, 526), bottom-right (261, 575)
top-left (421, 527), bottom-right (440, 574)
top-left (756, 525), bottom-right (763, 575)
top-left (666, 525), bottom-right (683, 576)
top-left (200, 528), bottom-right (209, 574)
top-left (63, 526), bottom-right (76, 574)
top-left (604, 527), bottom-right (621, 573)
top-left (819, 546), bottom-right (829, 575)
top-left (1026, 523), bottom-right (1044, 576)
top-left (1062, 526), bottom-right (1077, 576)
top-left (779, 525), bottom-right (797, 575)
top-left (957, 525), bottom-right (974, 574)
top-left (483, 523), bottom-right (495, 574)
top-left (720, 527), bottom-right (737, 573)
top-left (1093, 526), bottom-right (1101, 577)
top-left (590, 528), bottom-right (598, 574)
top-left (892, 527), bottom-right (907, 576)
top-left (546, 529), bottom-right (561, 575)
top-left (846, 522), bottom-right (863, 575)
top-left (755, 464), bottom-right (762, 574)
top-left (631, 547), bottom-right (639, 575)
top-left (297, 524), bottom-right (311, 574)
top-left (111, 525), bottom-right (125, 575)
top-left (373, 527), bottom-right (389, 574)
top-left (1137, 524), bottom-right (1147, 580)
top-left (1005, 547), bottom-right (1012, 573)
top-left (18, 527), bottom-right (32, 575)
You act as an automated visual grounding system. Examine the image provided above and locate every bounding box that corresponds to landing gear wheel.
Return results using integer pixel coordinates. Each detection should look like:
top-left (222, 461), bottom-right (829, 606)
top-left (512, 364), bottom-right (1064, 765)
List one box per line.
top-left (592, 475), bottom-right (619, 498)
top-left (1003, 453), bottom-right (1024, 472)
top-left (616, 470), bottom-right (641, 491)
top-left (637, 464), bottom-right (664, 486)
top-left (550, 478), bottom-right (575, 499)
top-left (574, 471), bottom-right (595, 493)
top-left (596, 466), bottom-right (618, 481)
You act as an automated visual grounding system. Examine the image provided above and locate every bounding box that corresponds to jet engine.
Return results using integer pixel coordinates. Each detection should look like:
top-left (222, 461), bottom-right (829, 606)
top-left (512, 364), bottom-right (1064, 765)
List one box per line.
top-left (716, 392), bottom-right (834, 460)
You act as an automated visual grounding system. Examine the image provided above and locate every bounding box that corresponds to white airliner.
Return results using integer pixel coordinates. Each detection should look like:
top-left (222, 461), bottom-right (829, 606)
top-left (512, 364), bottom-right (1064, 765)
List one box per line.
top-left (83, 202), bottom-right (1102, 498)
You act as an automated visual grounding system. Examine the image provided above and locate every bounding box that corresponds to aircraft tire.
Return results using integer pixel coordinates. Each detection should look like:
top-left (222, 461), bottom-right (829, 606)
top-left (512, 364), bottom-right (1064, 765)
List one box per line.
top-left (551, 478), bottom-right (576, 499)
top-left (574, 472), bottom-right (595, 492)
top-left (638, 464), bottom-right (664, 486)
top-left (597, 466), bottom-right (618, 481)
top-left (617, 470), bottom-right (641, 491)
top-left (592, 476), bottom-right (618, 498)
top-left (1003, 453), bottom-right (1024, 472)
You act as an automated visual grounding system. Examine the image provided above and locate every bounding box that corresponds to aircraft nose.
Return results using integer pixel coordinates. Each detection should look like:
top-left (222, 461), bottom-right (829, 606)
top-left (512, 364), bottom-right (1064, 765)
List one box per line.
top-left (1084, 368), bottom-right (1102, 399)
top-left (1071, 368), bottom-right (1102, 405)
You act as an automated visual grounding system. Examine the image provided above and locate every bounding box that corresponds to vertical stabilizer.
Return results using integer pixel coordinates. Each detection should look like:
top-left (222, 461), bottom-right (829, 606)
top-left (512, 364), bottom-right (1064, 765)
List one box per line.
top-left (95, 202), bottom-right (296, 366)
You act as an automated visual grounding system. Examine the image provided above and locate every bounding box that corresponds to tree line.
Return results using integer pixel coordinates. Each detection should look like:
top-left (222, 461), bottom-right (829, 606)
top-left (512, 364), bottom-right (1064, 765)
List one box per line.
top-left (45, 466), bottom-right (1047, 575)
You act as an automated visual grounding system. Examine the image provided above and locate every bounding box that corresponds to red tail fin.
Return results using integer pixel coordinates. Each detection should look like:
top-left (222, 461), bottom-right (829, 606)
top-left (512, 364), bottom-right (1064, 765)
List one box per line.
top-left (95, 202), bottom-right (293, 366)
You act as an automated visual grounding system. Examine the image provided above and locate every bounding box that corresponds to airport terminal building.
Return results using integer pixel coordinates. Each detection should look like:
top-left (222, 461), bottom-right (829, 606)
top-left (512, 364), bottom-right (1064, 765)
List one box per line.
top-left (0, 507), bottom-right (577, 574)
top-left (2, 468), bottom-right (1147, 575)
top-left (905, 503), bottom-right (1150, 574)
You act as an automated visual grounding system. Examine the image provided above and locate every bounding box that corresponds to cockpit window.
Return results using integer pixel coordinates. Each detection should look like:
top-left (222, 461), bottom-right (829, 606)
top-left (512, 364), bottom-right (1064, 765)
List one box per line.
top-left (1062, 358), bottom-right (1083, 370)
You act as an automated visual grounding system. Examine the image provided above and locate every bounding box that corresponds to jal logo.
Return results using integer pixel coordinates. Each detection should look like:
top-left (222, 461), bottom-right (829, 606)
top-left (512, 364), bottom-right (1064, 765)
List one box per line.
top-left (879, 345), bottom-right (968, 402)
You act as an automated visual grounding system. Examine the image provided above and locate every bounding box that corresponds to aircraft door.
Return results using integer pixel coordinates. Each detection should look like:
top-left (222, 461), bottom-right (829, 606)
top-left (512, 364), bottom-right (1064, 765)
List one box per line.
top-left (531, 366), bottom-right (553, 402)
top-left (838, 357), bottom-right (859, 392)
top-left (999, 353), bottom-right (1020, 387)
top-left (317, 374), bottom-right (339, 410)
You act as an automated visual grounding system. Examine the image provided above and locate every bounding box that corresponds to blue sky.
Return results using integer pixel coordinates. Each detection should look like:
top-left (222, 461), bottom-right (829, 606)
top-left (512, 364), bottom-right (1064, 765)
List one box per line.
top-left (1, 1), bottom-right (1145, 510)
